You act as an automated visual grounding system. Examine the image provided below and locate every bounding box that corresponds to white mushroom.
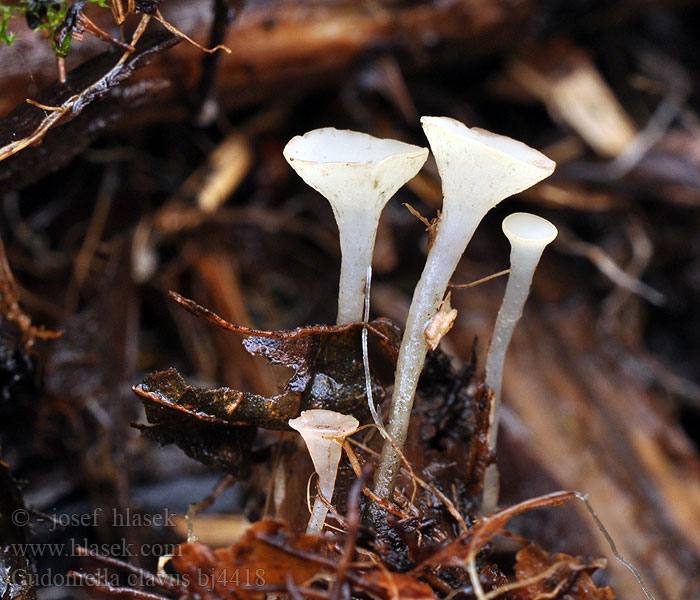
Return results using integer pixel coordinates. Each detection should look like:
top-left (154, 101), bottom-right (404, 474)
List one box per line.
top-left (283, 128), bottom-right (428, 324)
top-left (288, 409), bottom-right (359, 534)
top-left (485, 212), bottom-right (558, 426)
top-left (373, 117), bottom-right (556, 501)
top-left (481, 212), bottom-right (557, 513)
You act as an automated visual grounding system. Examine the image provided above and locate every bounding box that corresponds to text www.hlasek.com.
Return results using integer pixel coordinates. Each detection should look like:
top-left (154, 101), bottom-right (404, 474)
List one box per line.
top-left (7, 539), bottom-right (181, 558)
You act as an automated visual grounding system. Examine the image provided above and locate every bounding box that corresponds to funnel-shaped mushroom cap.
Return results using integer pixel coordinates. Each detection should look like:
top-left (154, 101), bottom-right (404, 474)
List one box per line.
top-left (289, 409), bottom-right (359, 533)
top-left (420, 117), bottom-right (555, 214)
top-left (502, 212), bottom-right (558, 248)
top-left (288, 409), bottom-right (359, 440)
top-left (283, 128), bottom-right (428, 218)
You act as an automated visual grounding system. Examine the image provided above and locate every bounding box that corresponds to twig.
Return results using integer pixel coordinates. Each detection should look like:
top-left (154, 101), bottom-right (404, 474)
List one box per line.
top-left (347, 436), bottom-right (467, 533)
top-left (25, 99), bottom-right (63, 111)
top-left (254, 530), bottom-right (383, 596)
top-left (0, 233), bottom-right (62, 348)
top-left (0, 105), bottom-right (70, 162)
top-left (574, 491), bottom-right (656, 600)
top-left (438, 491), bottom-right (656, 600)
top-left (117, 14), bottom-right (151, 66)
top-left (67, 163), bottom-right (120, 310)
top-left (481, 556), bottom-right (605, 600)
top-left (449, 269), bottom-right (510, 290)
top-left (185, 473), bottom-right (236, 542)
top-left (258, 582), bottom-right (329, 600)
top-left (373, 561), bottom-right (400, 600)
top-left (76, 12), bottom-right (135, 52)
top-left (556, 227), bottom-right (665, 306)
top-left (195, 0), bottom-right (240, 124)
top-left (605, 49), bottom-right (690, 178)
top-left (352, 424), bottom-right (420, 511)
top-left (331, 475), bottom-right (365, 600)
top-left (466, 556), bottom-right (485, 600)
top-left (73, 546), bottom-right (183, 593)
top-left (343, 441), bottom-right (411, 520)
top-left (285, 573), bottom-right (308, 600)
top-left (69, 571), bottom-right (173, 600)
top-left (0, 33), bottom-right (178, 163)
top-left (154, 10), bottom-right (231, 54)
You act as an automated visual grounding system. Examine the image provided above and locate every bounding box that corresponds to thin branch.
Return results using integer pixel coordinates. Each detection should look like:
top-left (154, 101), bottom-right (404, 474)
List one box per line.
top-left (69, 571), bottom-right (173, 600)
top-left (0, 33), bottom-right (178, 163)
top-left (154, 10), bottom-right (231, 54)
top-left (574, 492), bottom-right (656, 600)
top-left (449, 270), bottom-right (510, 290)
top-left (556, 228), bottom-right (665, 306)
top-left (185, 473), bottom-right (236, 542)
top-left (331, 476), bottom-right (364, 600)
top-left (73, 547), bottom-right (183, 593)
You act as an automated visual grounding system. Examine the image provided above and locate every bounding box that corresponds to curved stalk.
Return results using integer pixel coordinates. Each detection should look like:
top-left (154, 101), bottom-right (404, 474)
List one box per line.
top-left (372, 118), bottom-right (556, 502)
top-left (481, 212), bottom-right (557, 513)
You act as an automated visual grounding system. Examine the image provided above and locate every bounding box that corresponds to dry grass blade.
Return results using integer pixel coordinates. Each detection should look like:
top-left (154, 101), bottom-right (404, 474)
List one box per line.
top-left (154, 10), bottom-right (231, 54)
top-left (0, 233), bottom-right (62, 347)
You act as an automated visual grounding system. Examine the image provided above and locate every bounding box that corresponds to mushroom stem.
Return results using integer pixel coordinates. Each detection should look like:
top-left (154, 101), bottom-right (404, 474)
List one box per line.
top-left (372, 216), bottom-right (483, 498)
top-left (336, 209), bottom-right (381, 325)
top-left (372, 118), bottom-right (556, 503)
top-left (481, 212), bottom-right (558, 513)
top-left (288, 409), bottom-right (359, 534)
top-left (308, 442), bottom-right (344, 534)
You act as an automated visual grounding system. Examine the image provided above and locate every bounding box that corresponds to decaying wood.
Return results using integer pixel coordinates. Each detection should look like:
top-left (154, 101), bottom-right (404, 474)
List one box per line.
top-left (505, 39), bottom-right (638, 158)
top-left (447, 263), bottom-right (700, 600)
top-left (0, 0), bottom-right (536, 118)
top-left (3, 1), bottom-right (700, 193)
top-left (0, 31), bottom-right (179, 189)
top-left (0, 0), bottom-right (542, 189)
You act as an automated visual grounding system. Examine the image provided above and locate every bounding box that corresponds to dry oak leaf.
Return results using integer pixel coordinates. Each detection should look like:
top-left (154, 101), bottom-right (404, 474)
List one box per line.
top-left (511, 544), bottom-right (615, 600)
top-left (170, 521), bottom-right (324, 600)
top-left (169, 520), bottom-right (436, 600)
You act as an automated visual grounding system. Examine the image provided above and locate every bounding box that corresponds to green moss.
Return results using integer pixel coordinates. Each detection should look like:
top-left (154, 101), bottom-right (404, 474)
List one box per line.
top-left (0, 0), bottom-right (110, 56)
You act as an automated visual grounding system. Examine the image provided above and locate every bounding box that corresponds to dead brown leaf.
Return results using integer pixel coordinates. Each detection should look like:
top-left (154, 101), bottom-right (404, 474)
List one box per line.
top-left (512, 544), bottom-right (614, 600)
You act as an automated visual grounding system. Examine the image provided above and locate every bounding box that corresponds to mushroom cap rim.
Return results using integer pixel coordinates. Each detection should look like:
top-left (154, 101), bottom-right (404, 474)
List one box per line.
top-left (288, 409), bottom-right (360, 439)
top-left (420, 116), bottom-right (556, 174)
top-left (283, 127), bottom-right (428, 168)
top-left (502, 212), bottom-right (558, 246)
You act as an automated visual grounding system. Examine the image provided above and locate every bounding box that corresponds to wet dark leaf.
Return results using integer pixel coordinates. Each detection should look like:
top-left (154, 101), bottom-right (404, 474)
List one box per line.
top-left (134, 293), bottom-right (401, 431)
top-left (134, 392), bottom-right (257, 477)
top-left (0, 334), bottom-right (33, 402)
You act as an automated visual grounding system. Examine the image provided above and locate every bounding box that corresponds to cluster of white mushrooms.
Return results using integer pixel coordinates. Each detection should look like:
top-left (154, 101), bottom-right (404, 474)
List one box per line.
top-left (283, 116), bottom-right (557, 533)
